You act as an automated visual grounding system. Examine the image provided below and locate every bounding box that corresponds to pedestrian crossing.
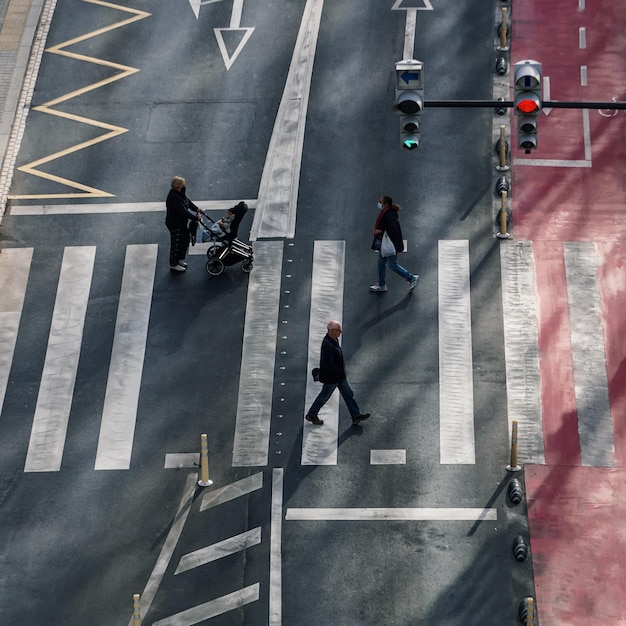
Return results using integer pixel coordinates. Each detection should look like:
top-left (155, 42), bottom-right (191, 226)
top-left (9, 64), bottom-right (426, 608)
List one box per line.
top-left (0, 238), bottom-right (624, 473)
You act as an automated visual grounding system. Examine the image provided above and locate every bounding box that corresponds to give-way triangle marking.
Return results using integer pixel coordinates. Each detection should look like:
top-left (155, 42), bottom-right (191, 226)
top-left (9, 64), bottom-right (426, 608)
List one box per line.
top-left (188, 0), bottom-right (255, 70)
top-left (214, 0), bottom-right (254, 70)
top-left (391, 0), bottom-right (434, 9)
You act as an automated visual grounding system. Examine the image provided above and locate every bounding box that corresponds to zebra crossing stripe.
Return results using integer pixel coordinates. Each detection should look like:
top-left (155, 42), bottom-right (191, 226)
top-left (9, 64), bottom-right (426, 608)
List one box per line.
top-left (24, 247), bottom-right (96, 472)
top-left (95, 244), bottom-right (157, 470)
top-left (0, 248), bottom-right (32, 417)
top-left (200, 472), bottom-right (263, 512)
top-left (438, 240), bottom-right (475, 464)
top-left (564, 242), bottom-right (615, 467)
top-left (301, 240), bottom-right (345, 466)
top-left (152, 584), bottom-right (260, 626)
top-left (500, 241), bottom-right (545, 464)
top-left (175, 527), bottom-right (262, 574)
top-left (232, 241), bottom-right (284, 467)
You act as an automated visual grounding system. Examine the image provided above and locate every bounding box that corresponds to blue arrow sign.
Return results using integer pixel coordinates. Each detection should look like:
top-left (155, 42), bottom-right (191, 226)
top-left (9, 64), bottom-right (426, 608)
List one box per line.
top-left (401, 70), bottom-right (420, 85)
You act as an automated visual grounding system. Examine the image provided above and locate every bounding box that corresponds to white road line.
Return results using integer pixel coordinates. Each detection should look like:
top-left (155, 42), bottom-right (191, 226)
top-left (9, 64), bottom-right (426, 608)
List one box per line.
top-left (579, 27), bottom-right (586, 49)
top-left (301, 240), bottom-right (345, 466)
top-left (250, 0), bottom-right (324, 240)
top-left (285, 508), bottom-right (497, 521)
top-left (232, 241), bottom-right (284, 467)
top-left (564, 242), bottom-right (615, 467)
top-left (24, 246), bottom-right (95, 472)
top-left (403, 10), bottom-right (416, 61)
top-left (9, 199), bottom-right (256, 215)
top-left (580, 65), bottom-right (588, 87)
top-left (438, 240), bottom-right (475, 464)
top-left (152, 584), bottom-right (260, 626)
top-left (269, 468), bottom-right (283, 626)
top-left (0, 248), bottom-right (33, 416)
top-left (175, 527), bottom-right (261, 575)
top-left (200, 472), bottom-right (263, 512)
top-left (95, 244), bottom-right (157, 470)
top-left (370, 450), bottom-right (406, 465)
top-left (129, 473), bottom-right (198, 626)
top-left (514, 109), bottom-right (592, 167)
top-left (500, 241), bottom-right (544, 464)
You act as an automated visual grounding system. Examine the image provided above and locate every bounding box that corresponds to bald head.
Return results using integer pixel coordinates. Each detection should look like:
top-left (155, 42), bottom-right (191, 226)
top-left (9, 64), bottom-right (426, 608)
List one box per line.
top-left (327, 320), bottom-right (342, 337)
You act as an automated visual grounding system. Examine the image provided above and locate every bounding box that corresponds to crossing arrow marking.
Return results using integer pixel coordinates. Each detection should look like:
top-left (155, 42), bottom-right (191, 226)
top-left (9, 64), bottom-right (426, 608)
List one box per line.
top-left (391, 0), bottom-right (434, 10)
top-left (189, 0), bottom-right (224, 20)
top-left (214, 0), bottom-right (255, 70)
top-left (542, 76), bottom-right (555, 115)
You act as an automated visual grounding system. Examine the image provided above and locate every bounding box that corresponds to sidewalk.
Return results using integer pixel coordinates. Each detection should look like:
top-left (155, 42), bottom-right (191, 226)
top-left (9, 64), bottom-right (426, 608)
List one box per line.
top-left (0, 0), bottom-right (47, 223)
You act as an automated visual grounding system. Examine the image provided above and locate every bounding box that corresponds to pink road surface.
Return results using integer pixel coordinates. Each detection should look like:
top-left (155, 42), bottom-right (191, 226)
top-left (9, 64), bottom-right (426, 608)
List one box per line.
top-left (512, 1), bottom-right (626, 624)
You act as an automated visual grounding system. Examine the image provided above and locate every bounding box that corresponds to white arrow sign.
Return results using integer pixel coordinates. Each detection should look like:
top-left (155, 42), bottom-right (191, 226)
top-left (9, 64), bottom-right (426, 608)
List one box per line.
top-left (542, 76), bottom-right (555, 115)
top-left (215, 0), bottom-right (255, 70)
top-left (391, 0), bottom-right (434, 9)
top-left (189, 0), bottom-right (223, 20)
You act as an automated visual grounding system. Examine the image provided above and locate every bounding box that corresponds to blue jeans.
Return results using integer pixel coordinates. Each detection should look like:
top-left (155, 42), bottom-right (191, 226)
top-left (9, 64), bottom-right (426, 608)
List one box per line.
top-left (378, 253), bottom-right (413, 287)
top-left (307, 378), bottom-right (360, 418)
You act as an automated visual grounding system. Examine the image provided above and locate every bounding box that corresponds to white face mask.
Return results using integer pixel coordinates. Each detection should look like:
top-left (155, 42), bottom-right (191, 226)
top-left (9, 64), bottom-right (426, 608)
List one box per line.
top-left (377, 202), bottom-right (383, 209)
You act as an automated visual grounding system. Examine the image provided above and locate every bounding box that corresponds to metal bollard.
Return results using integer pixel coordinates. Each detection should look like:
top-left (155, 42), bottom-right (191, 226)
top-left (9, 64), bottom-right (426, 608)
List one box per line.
top-left (518, 597), bottom-right (535, 625)
top-left (497, 7), bottom-right (510, 51)
top-left (133, 593), bottom-right (141, 626)
top-left (507, 419), bottom-right (521, 471)
top-left (496, 125), bottom-right (509, 171)
top-left (495, 56), bottom-right (508, 76)
top-left (496, 191), bottom-right (511, 239)
top-left (198, 433), bottom-right (213, 487)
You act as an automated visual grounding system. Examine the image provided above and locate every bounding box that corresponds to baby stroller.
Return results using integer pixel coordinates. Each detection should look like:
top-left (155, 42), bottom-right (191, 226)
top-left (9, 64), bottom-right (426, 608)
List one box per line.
top-left (199, 201), bottom-right (254, 276)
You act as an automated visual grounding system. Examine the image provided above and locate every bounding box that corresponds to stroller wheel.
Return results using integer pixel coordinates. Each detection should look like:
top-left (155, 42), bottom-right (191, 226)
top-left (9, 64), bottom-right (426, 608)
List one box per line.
top-left (241, 259), bottom-right (253, 273)
top-left (206, 258), bottom-right (224, 276)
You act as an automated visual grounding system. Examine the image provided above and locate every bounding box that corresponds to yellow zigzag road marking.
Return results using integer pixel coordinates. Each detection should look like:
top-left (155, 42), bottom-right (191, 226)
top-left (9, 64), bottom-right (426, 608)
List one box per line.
top-left (9, 0), bottom-right (151, 200)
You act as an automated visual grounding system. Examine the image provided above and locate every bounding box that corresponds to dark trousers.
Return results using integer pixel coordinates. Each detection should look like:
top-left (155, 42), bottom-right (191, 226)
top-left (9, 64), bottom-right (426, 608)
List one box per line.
top-left (307, 378), bottom-right (360, 418)
top-left (169, 228), bottom-right (189, 266)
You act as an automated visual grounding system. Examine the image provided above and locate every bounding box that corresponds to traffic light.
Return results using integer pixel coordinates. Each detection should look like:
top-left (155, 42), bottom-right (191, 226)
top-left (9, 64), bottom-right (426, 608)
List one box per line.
top-left (513, 59), bottom-right (542, 152)
top-left (395, 60), bottom-right (424, 150)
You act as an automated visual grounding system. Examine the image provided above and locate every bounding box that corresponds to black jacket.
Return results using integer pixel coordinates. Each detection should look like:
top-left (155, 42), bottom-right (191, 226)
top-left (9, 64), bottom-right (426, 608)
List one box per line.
top-left (319, 334), bottom-right (346, 384)
top-left (165, 188), bottom-right (199, 230)
top-left (377, 209), bottom-right (405, 254)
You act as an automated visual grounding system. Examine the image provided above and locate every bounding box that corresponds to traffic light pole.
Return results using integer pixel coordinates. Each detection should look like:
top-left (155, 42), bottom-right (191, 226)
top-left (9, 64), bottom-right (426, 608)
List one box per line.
top-left (424, 100), bottom-right (626, 110)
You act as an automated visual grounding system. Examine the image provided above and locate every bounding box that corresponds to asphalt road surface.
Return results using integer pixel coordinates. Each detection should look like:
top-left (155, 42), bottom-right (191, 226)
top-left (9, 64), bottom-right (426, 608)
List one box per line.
top-left (0, 1), bottom-right (537, 624)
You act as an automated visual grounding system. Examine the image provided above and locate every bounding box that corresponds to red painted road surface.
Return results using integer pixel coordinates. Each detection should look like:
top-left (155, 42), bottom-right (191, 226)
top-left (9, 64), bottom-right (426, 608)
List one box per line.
top-left (513, 1), bottom-right (626, 624)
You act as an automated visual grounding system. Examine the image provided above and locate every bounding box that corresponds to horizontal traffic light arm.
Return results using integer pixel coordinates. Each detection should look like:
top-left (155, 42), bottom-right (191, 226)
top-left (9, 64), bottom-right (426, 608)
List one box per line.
top-left (423, 100), bottom-right (626, 109)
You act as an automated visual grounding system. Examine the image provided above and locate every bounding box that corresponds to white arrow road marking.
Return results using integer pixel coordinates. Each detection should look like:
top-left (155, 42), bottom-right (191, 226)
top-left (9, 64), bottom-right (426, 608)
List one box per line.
top-left (391, 0), bottom-right (433, 9)
top-left (543, 76), bottom-right (555, 115)
top-left (189, 0), bottom-right (225, 19)
top-left (392, 2), bottom-right (433, 67)
top-left (215, 0), bottom-right (255, 70)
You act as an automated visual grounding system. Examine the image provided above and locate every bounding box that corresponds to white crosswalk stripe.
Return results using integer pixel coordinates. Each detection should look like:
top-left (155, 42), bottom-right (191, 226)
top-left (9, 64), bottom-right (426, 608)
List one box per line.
top-left (2, 237), bottom-right (618, 473)
top-left (25, 246), bottom-right (96, 472)
top-left (0, 248), bottom-right (32, 418)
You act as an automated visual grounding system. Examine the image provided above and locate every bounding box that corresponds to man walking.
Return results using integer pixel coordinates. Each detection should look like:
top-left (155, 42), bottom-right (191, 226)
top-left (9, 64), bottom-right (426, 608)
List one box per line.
top-left (305, 320), bottom-right (370, 426)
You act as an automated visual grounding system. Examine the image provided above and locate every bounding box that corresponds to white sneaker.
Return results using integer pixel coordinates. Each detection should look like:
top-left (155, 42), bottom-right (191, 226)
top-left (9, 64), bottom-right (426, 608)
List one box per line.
top-left (370, 284), bottom-right (387, 292)
top-left (170, 264), bottom-right (186, 272)
top-left (178, 260), bottom-right (188, 267)
top-left (409, 275), bottom-right (419, 290)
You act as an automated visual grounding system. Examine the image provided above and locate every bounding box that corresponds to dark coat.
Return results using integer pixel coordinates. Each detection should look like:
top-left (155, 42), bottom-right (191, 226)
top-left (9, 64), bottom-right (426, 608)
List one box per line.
top-left (377, 209), bottom-right (405, 254)
top-left (165, 188), bottom-right (199, 230)
top-left (318, 333), bottom-right (346, 384)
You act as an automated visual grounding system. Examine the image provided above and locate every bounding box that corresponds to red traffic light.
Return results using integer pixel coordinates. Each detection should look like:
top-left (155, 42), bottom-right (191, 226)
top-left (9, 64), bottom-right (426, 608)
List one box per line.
top-left (517, 98), bottom-right (540, 114)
